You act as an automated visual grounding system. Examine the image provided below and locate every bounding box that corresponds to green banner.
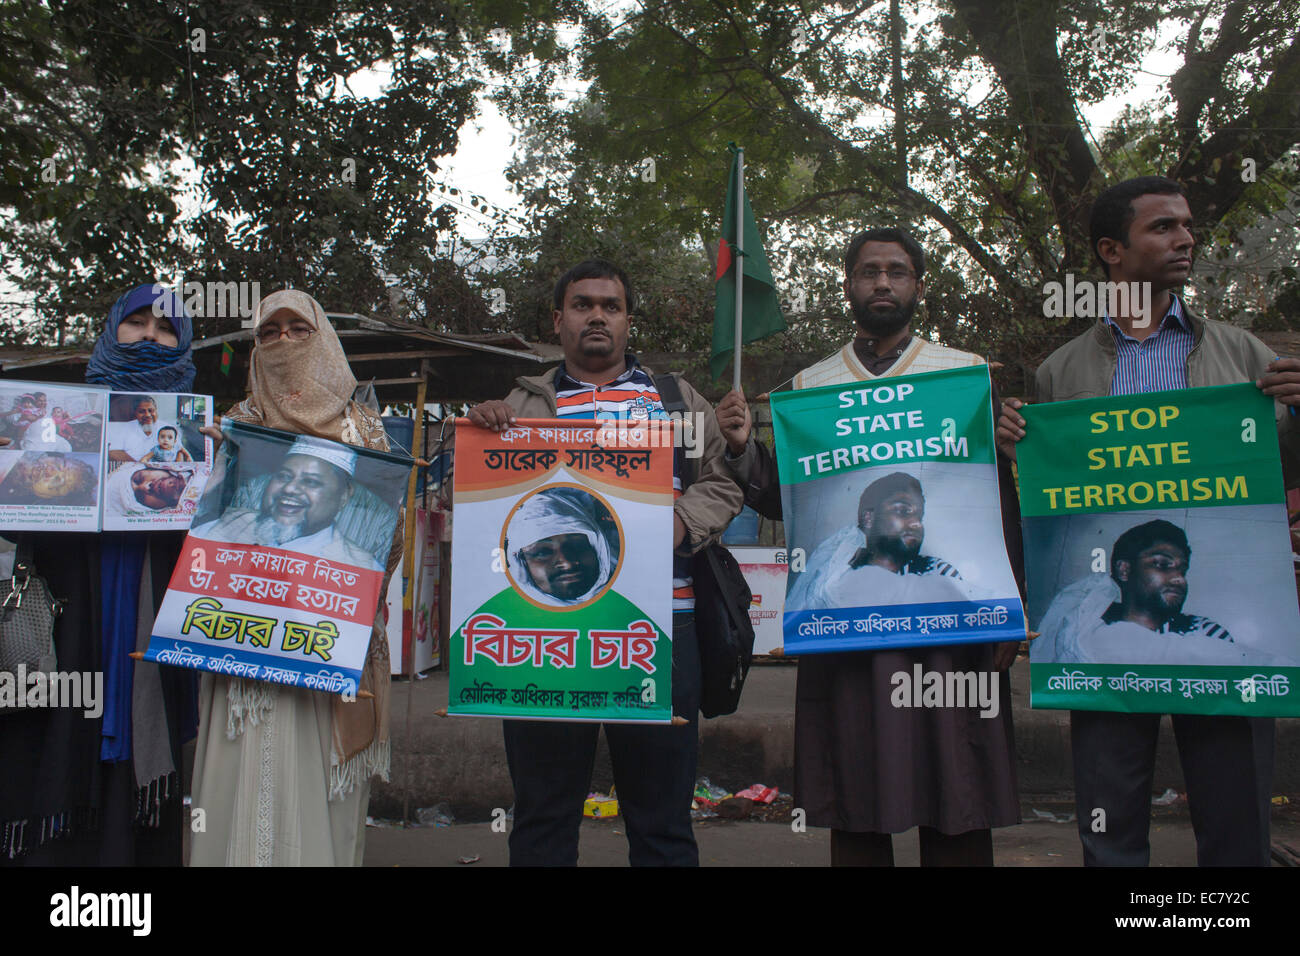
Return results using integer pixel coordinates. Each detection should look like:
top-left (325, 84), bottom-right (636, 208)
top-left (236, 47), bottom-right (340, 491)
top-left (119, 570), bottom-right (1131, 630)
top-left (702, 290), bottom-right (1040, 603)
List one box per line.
top-left (1018, 383), bottom-right (1282, 517)
top-left (772, 364), bottom-right (995, 486)
top-left (772, 364), bottom-right (1025, 654)
top-left (1019, 384), bottom-right (1300, 716)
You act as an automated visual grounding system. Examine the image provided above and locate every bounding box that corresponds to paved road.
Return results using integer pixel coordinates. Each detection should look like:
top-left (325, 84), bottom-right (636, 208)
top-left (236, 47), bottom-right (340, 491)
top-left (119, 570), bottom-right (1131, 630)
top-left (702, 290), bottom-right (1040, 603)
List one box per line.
top-left (363, 808), bottom-right (1300, 867)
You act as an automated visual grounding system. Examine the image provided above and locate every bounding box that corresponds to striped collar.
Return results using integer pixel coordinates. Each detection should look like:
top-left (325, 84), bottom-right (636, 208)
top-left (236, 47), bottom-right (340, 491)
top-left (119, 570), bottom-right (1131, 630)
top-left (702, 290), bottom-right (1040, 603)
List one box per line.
top-left (1102, 293), bottom-right (1191, 343)
top-left (554, 354), bottom-right (641, 391)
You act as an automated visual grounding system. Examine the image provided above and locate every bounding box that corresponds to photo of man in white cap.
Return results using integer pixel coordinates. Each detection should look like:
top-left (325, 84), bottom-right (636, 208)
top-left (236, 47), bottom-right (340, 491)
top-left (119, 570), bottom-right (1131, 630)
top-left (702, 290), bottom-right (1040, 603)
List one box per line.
top-left (505, 486), bottom-right (619, 607)
top-left (191, 434), bottom-right (382, 570)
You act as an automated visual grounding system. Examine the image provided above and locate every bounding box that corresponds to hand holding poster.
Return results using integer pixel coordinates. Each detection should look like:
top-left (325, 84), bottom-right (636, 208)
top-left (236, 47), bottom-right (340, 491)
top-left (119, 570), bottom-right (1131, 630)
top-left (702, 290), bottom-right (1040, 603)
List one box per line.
top-left (142, 420), bottom-right (411, 697)
top-left (1019, 383), bottom-right (1300, 716)
top-left (449, 419), bottom-right (674, 722)
top-left (772, 364), bottom-right (1025, 653)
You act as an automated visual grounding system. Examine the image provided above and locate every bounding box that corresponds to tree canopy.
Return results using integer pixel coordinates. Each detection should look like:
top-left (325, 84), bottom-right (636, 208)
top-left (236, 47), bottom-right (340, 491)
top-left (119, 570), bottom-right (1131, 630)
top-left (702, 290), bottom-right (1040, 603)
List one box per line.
top-left (2, 0), bottom-right (1297, 394)
top-left (0, 0), bottom-right (531, 341)
top-left (486, 0), bottom-right (1300, 392)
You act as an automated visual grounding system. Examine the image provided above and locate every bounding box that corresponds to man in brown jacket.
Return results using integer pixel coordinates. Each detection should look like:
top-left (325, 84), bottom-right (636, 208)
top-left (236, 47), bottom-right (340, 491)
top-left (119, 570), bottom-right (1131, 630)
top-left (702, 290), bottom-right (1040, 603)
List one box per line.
top-left (997, 175), bottom-right (1300, 866)
top-left (468, 259), bottom-right (742, 866)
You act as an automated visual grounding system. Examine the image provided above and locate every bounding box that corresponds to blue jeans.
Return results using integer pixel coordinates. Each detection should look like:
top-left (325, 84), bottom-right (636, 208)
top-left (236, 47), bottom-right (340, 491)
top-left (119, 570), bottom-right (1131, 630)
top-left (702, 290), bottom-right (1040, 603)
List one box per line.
top-left (503, 613), bottom-right (701, 866)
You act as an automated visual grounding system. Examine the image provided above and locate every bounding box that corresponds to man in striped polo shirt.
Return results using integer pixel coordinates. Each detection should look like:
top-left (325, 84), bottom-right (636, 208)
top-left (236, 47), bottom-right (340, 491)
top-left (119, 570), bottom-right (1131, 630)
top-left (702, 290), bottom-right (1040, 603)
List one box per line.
top-left (998, 175), bottom-right (1300, 866)
top-left (468, 259), bottom-right (742, 866)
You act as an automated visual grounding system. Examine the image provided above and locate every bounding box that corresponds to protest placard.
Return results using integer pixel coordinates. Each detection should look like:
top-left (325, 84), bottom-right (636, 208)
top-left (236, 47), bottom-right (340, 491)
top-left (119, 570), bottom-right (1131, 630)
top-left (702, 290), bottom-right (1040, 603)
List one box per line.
top-left (142, 420), bottom-right (411, 697)
top-left (102, 391), bottom-right (212, 529)
top-left (730, 546), bottom-right (788, 656)
top-left (772, 364), bottom-right (1025, 653)
top-left (0, 382), bottom-right (107, 531)
top-left (0, 380), bottom-right (214, 532)
top-left (1019, 383), bottom-right (1300, 716)
top-left (449, 419), bottom-right (674, 722)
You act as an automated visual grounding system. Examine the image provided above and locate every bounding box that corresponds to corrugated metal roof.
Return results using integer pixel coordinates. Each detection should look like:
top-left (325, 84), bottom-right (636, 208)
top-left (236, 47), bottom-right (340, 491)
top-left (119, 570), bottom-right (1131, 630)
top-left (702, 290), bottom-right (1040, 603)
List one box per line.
top-left (0, 315), bottom-right (561, 372)
top-left (0, 346), bottom-right (93, 371)
top-left (190, 312), bottom-right (561, 362)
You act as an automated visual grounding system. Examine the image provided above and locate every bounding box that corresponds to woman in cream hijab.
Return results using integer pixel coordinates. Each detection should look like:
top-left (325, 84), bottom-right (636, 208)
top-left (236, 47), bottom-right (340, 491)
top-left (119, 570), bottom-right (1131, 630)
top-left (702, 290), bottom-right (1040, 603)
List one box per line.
top-left (190, 290), bottom-right (400, 866)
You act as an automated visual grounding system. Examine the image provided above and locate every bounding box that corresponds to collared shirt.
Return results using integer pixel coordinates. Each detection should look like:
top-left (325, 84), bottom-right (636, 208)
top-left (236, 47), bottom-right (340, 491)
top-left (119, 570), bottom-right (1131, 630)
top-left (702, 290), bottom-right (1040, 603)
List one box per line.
top-left (553, 357), bottom-right (694, 611)
top-left (1104, 295), bottom-right (1194, 396)
top-left (554, 360), bottom-right (667, 421)
top-left (108, 418), bottom-right (162, 460)
top-left (852, 336), bottom-right (913, 376)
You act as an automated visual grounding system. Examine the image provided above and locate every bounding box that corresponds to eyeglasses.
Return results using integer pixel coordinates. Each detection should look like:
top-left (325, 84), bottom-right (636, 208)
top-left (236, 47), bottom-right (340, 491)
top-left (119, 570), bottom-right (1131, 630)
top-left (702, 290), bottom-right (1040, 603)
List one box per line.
top-left (256, 324), bottom-right (314, 344)
top-left (852, 268), bottom-right (916, 284)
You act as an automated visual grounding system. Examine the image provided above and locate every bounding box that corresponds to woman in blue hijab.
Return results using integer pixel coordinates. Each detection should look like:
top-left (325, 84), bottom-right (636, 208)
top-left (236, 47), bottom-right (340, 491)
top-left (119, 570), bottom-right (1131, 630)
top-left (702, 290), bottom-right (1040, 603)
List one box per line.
top-left (87, 283), bottom-right (197, 392)
top-left (1, 284), bottom-right (199, 865)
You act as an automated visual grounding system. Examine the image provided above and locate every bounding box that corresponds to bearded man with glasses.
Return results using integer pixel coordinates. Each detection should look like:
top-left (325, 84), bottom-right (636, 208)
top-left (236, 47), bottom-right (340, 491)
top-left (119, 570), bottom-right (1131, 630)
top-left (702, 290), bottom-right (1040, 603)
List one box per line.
top-left (715, 227), bottom-right (1025, 866)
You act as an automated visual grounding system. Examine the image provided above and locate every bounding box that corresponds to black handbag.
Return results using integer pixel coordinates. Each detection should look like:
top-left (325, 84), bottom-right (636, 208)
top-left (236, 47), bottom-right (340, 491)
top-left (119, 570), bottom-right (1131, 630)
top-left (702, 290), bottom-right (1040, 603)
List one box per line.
top-left (653, 374), bottom-right (757, 718)
top-left (0, 539), bottom-right (62, 716)
top-left (691, 541), bottom-right (756, 718)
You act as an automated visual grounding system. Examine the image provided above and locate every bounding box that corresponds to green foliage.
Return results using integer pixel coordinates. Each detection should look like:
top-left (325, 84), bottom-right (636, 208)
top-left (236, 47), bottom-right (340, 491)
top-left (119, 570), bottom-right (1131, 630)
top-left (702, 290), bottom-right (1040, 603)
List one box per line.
top-left (483, 0), bottom-right (1300, 394)
top-left (1, 0), bottom-right (495, 342)
top-left (4, 0), bottom-right (1297, 395)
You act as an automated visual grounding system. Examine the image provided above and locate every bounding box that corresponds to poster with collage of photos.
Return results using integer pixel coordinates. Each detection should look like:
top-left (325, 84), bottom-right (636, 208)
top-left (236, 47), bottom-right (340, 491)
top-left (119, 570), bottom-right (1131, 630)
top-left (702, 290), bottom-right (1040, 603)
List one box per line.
top-left (0, 380), bottom-right (213, 532)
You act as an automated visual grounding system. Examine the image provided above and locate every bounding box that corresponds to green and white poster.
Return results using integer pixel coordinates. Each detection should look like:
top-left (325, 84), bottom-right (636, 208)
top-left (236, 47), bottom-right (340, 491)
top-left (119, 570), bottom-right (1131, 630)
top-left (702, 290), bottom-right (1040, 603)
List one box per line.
top-left (1020, 383), bottom-right (1300, 716)
top-left (448, 419), bottom-right (674, 722)
top-left (773, 364), bottom-right (1025, 654)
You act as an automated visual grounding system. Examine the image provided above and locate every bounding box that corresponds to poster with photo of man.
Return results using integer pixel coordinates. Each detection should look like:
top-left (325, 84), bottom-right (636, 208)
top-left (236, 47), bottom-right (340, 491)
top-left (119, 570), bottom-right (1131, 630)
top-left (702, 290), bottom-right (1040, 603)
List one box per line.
top-left (142, 420), bottom-right (411, 697)
top-left (449, 419), bottom-right (674, 722)
top-left (772, 364), bottom-right (1025, 653)
top-left (1020, 383), bottom-right (1300, 716)
top-left (102, 392), bottom-right (213, 529)
top-left (0, 382), bottom-right (107, 531)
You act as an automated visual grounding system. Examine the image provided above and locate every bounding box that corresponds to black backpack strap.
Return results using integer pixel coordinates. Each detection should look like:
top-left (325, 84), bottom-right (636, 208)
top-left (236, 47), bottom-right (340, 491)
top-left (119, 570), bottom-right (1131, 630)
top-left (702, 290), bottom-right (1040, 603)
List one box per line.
top-left (652, 372), bottom-right (697, 489)
top-left (653, 372), bottom-right (687, 414)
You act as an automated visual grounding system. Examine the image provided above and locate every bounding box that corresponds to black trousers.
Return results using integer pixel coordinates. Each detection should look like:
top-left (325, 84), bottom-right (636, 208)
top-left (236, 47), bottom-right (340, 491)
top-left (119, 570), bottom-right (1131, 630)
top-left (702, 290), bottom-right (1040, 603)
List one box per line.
top-left (1071, 710), bottom-right (1274, 866)
top-left (502, 614), bottom-right (700, 867)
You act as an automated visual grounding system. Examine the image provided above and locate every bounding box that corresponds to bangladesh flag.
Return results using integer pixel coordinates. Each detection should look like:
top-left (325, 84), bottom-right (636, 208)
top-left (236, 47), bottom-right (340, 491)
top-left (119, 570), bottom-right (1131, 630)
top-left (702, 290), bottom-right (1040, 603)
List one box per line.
top-left (710, 147), bottom-right (786, 380)
top-left (220, 341), bottom-right (234, 376)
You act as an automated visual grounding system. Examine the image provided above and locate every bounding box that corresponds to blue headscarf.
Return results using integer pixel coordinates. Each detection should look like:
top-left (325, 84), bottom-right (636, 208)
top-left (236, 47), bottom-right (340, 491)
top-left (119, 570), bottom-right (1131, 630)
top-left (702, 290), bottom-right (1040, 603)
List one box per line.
top-left (86, 284), bottom-right (196, 392)
top-left (91, 283), bottom-right (199, 763)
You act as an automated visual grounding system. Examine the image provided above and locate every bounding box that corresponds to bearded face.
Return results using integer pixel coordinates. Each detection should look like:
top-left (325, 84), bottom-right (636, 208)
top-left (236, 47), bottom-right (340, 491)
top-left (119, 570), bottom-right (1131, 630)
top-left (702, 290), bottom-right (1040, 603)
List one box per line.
top-left (257, 453), bottom-right (351, 544)
top-left (844, 239), bottom-right (923, 339)
top-left (1116, 542), bottom-right (1189, 624)
top-left (849, 286), bottom-right (919, 338)
top-left (862, 490), bottom-right (925, 564)
top-left (519, 532), bottom-right (601, 600)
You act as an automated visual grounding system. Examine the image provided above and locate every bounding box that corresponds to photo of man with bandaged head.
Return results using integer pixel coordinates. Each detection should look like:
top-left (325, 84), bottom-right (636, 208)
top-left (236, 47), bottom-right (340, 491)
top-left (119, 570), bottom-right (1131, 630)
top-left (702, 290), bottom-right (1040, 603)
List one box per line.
top-left (105, 461), bottom-right (193, 514)
top-left (191, 434), bottom-right (382, 570)
top-left (1034, 518), bottom-right (1254, 666)
top-left (788, 470), bottom-right (976, 611)
top-left (504, 486), bottom-right (620, 608)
